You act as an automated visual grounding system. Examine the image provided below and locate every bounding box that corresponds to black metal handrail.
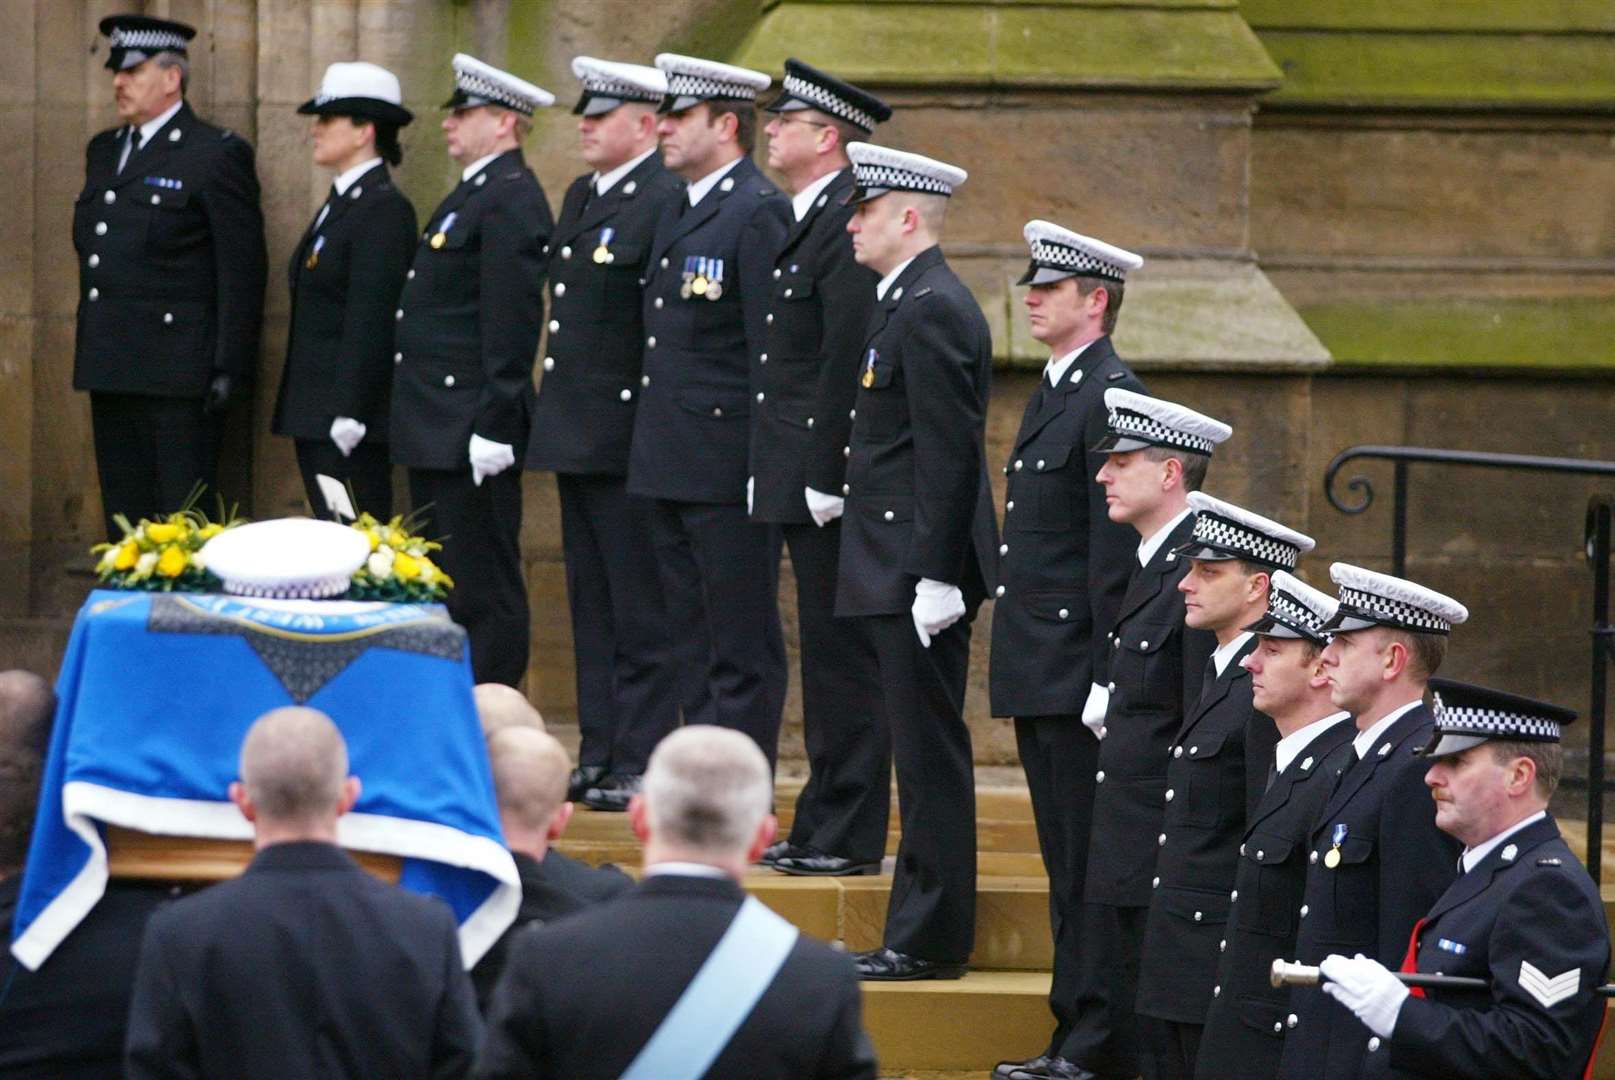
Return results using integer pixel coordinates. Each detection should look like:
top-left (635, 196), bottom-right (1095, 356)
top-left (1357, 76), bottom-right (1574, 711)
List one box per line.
top-left (1322, 446), bottom-right (1615, 883)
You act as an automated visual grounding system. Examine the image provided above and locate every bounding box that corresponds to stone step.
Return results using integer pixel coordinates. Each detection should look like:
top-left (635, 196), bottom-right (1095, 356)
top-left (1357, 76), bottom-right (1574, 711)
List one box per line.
top-left (863, 971), bottom-right (1051, 1075)
top-left (553, 837), bottom-right (1047, 880)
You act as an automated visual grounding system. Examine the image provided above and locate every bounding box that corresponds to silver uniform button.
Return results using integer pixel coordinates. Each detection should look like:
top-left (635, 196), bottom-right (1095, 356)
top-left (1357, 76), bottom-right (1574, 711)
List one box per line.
top-left (407, 269), bottom-right (415, 279)
top-left (620, 389), bottom-right (632, 401)
top-left (1240, 844), bottom-right (1246, 855)
top-left (999, 544), bottom-right (1008, 556)
top-left (842, 483), bottom-right (850, 495)
top-left (95, 221), bottom-right (108, 235)
top-left (150, 194), bottom-right (160, 205)
top-left (549, 319), bottom-right (560, 333)
top-left (1257, 850), bottom-right (1265, 860)
top-left (1059, 608), bottom-right (1069, 619)
top-left (807, 418), bottom-right (814, 428)
top-left (443, 375), bottom-right (455, 387)
top-left (1368, 1038), bottom-right (1380, 1053)
top-left (654, 297), bottom-right (664, 309)
top-left (756, 392), bottom-right (765, 403)
top-left (641, 375), bottom-right (650, 387)
top-left (765, 313), bottom-right (773, 324)
top-left (1096, 770), bottom-right (1105, 783)
top-left (395, 308), bottom-right (403, 320)
top-left (647, 336), bottom-right (656, 348)
top-left (1310, 851), bottom-right (1319, 864)
top-left (1152, 876), bottom-right (1160, 888)
top-left (1193, 911), bottom-right (1202, 923)
top-left (163, 312), bottom-right (173, 325)
top-left (393, 352), bottom-right (402, 366)
top-left (995, 585), bottom-right (1005, 597)
top-left (712, 407), bottom-right (723, 417)
top-left (1006, 500), bottom-right (1014, 511)
top-left (1174, 746), bottom-right (1183, 758)
top-left (759, 353), bottom-right (767, 363)
top-left (554, 283), bottom-right (566, 297)
top-left (1287, 1014), bottom-right (1298, 1028)
top-left (1191, 745), bottom-right (1199, 755)
top-left (1213, 986), bottom-right (1220, 998)
top-left (843, 446), bottom-right (849, 458)
top-left (660, 257), bottom-right (669, 268)
top-left (772, 268), bottom-right (781, 279)
top-left (1273, 1022), bottom-right (1282, 1034)
top-left (1157, 833), bottom-right (1165, 846)
top-left (88, 254), bottom-right (99, 268)
top-left (1037, 459), bottom-right (1045, 469)
top-left (1165, 789), bottom-right (1174, 801)
top-left (1108, 681), bottom-right (1116, 692)
top-left (849, 409), bottom-right (856, 420)
top-left (1221, 939), bottom-right (1227, 951)
top-left (562, 246), bottom-right (572, 259)
top-left (88, 287), bottom-right (98, 300)
top-left (104, 190), bottom-right (115, 204)
top-left (1300, 904), bottom-right (1309, 917)
top-left (1140, 640), bottom-right (1150, 648)
top-left (1014, 459), bottom-right (1023, 471)
top-left (1231, 890), bottom-right (1238, 901)
top-left (543, 357), bottom-right (554, 371)
top-left (883, 510), bottom-right (894, 521)
top-left (784, 288), bottom-right (792, 298)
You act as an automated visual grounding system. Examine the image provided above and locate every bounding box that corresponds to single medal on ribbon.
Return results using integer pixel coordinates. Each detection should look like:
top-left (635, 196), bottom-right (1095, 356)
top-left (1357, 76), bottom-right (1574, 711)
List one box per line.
top-left (430, 211), bottom-right (457, 249)
top-left (706, 258), bottom-right (724, 300)
top-left (691, 256), bottom-right (709, 297)
top-left (1324, 822), bottom-right (1347, 869)
top-left (593, 226), bottom-right (615, 264)
top-left (861, 347), bottom-right (878, 388)
top-left (680, 256), bottom-right (695, 299)
top-left (306, 234), bottom-right (326, 270)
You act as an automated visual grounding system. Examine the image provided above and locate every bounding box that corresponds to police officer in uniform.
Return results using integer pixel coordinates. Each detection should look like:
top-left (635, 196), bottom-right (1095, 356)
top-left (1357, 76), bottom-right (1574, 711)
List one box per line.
top-left (1136, 494), bottom-right (1314, 1079)
top-left (392, 55), bottom-right (554, 686)
top-left (525, 58), bottom-right (684, 806)
top-left (76, 15), bottom-right (266, 538)
top-left (754, 60), bottom-right (893, 876)
top-left (273, 62), bottom-right (416, 520)
top-left (834, 143), bottom-right (998, 981)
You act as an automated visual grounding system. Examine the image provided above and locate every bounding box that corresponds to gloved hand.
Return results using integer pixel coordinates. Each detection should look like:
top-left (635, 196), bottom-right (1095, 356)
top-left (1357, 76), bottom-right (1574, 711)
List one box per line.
top-left (805, 486), bottom-right (844, 527)
top-left (329, 417), bottom-right (367, 458)
top-left (1321, 953), bottom-right (1409, 1038)
top-left (911, 578), bottom-right (965, 648)
top-left (203, 373), bottom-right (235, 414)
top-left (747, 476), bottom-right (754, 516)
top-left (468, 433), bottom-right (516, 487)
top-left (1081, 682), bottom-right (1110, 738)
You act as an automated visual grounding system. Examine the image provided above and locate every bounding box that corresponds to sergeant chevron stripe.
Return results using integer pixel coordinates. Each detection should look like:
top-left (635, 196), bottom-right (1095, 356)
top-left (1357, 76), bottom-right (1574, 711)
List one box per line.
top-left (1519, 961), bottom-right (1580, 1008)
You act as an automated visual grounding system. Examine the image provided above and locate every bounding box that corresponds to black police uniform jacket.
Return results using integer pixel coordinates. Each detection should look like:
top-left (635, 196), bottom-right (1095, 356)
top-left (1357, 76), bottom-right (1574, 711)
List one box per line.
top-left (750, 168), bottom-right (877, 522)
top-left (1196, 715), bottom-right (1357, 1080)
top-left (1137, 636), bottom-right (1280, 1023)
top-left (73, 102), bottom-right (267, 398)
top-left (1277, 703), bottom-right (1463, 1080)
top-left (988, 335), bottom-right (1144, 717)
top-left (1370, 814), bottom-right (1609, 1080)
top-left (626, 156), bottom-right (791, 504)
top-left (272, 163), bottom-right (417, 441)
top-left (526, 153), bottom-right (684, 475)
top-left (475, 873), bottom-right (877, 1079)
top-left (1084, 511), bottom-right (1217, 908)
top-left (391, 148), bottom-right (552, 469)
top-left (833, 246), bottom-right (999, 616)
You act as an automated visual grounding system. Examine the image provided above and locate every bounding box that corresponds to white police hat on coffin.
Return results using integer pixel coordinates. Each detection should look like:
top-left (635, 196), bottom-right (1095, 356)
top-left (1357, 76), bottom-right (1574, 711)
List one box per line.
top-left (655, 53), bottom-right (771, 114)
top-left (100, 14), bottom-right (195, 72)
top-left (1019, 220), bottom-right (1144, 286)
top-left (298, 62), bottom-right (413, 127)
top-left (1418, 678), bottom-right (1576, 759)
top-left (444, 54), bottom-right (555, 116)
top-left (1173, 492), bottom-right (1316, 572)
top-left (1323, 562), bottom-right (1469, 636)
top-left (1092, 388), bottom-right (1232, 456)
top-left (571, 57), bottom-right (666, 117)
top-left (764, 58), bottom-right (892, 135)
top-left (201, 518), bottom-right (371, 600)
top-left (1245, 570), bottom-right (1338, 643)
top-left (844, 142), bottom-right (967, 205)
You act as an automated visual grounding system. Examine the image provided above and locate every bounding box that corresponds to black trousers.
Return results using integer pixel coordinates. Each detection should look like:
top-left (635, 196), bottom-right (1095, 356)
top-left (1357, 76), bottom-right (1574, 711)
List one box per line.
top-left (647, 499), bottom-right (786, 764)
top-left (1139, 1016), bottom-right (1203, 1080)
top-left (781, 521), bottom-right (890, 861)
top-left (866, 610), bottom-right (976, 964)
top-left (294, 437), bottom-right (393, 521)
top-left (408, 465), bottom-right (527, 687)
top-left (90, 392), bottom-right (219, 538)
top-left (556, 472), bottom-right (678, 775)
top-left (1059, 901), bottom-right (1147, 1075)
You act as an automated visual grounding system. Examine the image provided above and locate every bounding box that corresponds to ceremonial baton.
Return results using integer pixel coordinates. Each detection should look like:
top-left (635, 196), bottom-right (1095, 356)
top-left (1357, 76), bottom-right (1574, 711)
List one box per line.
top-left (1271, 959), bottom-right (1615, 997)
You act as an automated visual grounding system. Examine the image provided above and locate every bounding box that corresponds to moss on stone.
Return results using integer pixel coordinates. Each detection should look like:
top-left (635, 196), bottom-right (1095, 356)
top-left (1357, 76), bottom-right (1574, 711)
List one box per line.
top-left (1298, 297), bottom-right (1615, 371)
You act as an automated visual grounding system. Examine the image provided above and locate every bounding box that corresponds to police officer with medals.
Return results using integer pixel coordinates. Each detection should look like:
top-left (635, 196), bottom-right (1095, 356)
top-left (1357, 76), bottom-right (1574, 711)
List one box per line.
top-left (525, 57), bottom-right (686, 807)
top-left (76, 15), bottom-right (266, 539)
top-left (391, 55), bottom-right (554, 686)
top-left (272, 63), bottom-right (416, 520)
top-left (753, 60), bottom-right (893, 877)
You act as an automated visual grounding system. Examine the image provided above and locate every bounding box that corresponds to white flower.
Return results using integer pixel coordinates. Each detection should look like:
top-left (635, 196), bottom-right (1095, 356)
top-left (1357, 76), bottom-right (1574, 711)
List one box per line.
top-left (134, 551), bottom-right (158, 577)
top-left (190, 552), bottom-right (207, 572)
top-left (367, 550), bottom-right (395, 578)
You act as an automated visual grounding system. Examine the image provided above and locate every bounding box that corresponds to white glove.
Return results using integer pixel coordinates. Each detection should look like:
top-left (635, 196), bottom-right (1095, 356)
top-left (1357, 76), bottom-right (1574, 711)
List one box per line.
top-left (747, 476), bottom-right (755, 516)
top-left (468, 434), bottom-right (516, 487)
top-left (911, 578), bottom-right (966, 648)
top-left (1321, 953), bottom-right (1409, 1039)
top-left (805, 486), bottom-right (844, 527)
top-left (1081, 682), bottom-right (1110, 739)
top-left (329, 417), bottom-right (367, 458)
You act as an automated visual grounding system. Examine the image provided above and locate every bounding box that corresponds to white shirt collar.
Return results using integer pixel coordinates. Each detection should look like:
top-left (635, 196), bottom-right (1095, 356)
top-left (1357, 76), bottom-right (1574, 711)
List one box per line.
top-left (687, 156), bottom-right (744, 207)
top-left (1353, 697), bottom-right (1425, 760)
top-left (1212, 632), bottom-right (1254, 678)
top-left (1044, 340), bottom-right (1095, 389)
top-left (791, 168), bottom-right (841, 222)
top-left (1137, 507), bottom-right (1192, 568)
top-left (594, 147), bottom-right (657, 196)
top-left (137, 99), bottom-right (184, 144)
top-left (332, 157), bottom-right (382, 197)
top-left (877, 255), bottom-right (918, 301)
top-left (1461, 810), bottom-right (1548, 873)
top-left (1275, 711), bottom-right (1351, 775)
top-left (643, 860), bottom-right (731, 880)
top-left (462, 151), bottom-right (503, 183)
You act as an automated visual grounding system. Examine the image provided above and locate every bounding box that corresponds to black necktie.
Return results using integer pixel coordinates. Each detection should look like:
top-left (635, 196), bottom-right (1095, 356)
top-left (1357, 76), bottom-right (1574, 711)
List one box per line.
top-left (1264, 759), bottom-right (1278, 793)
top-left (119, 127), bottom-right (143, 174)
top-left (1200, 654), bottom-right (1218, 699)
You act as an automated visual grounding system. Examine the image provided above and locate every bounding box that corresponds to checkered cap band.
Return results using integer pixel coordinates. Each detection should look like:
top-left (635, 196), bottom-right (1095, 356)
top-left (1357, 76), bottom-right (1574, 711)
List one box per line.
top-left (1336, 585), bottom-right (1452, 633)
top-left (108, 27), bottom-right (188, 52)
top-left (580, 75), bottom-right (661, 104)
top-left (1191, 511), bottom-right (1303, 570)
top-left (1268, 587), bottom-right (1329, 639)
top-left (1031, 238), bottom-right (1129, 281)
top-left (1432, 695), bottom-right (1562, 742)
top-left (666, 71), bottom-right (760, 103)
top-left (1106, 407), bottom-right (1216, 455)
top-left (781, 73), bottom-right (877, 131)
top-left (456, 69), bottom-right (537, 114)
top-left (851, 162), bottom-right (955, 196)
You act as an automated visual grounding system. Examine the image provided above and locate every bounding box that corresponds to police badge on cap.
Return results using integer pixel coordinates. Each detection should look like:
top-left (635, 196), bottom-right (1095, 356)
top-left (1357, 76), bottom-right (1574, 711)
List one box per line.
top-left (1418, 679), bottom-right (1576, 758)
top-left (100, 14), bottom-right (196, 72)
top-left (843, 143), bottom-right (967, 205)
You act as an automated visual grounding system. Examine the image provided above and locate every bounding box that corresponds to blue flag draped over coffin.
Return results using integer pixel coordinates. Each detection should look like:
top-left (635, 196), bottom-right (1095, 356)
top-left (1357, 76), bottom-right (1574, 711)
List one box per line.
top-left (9, 591), bottom-right (519, 971)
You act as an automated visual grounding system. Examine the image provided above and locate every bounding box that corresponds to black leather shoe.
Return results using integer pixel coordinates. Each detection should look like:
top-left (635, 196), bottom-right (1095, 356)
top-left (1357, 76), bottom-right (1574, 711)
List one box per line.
top-left (758, 840), bottom-right (799, 867)
top-left (851, 946), bottom-right (966, 981)
top-left (581, 774), bottom-right (642, 812)
top-left (773, 849), bottom-right (881, 876)
top-left (993, 1055), bottom-right (1051, 1079)
top-left (1011, 1058), bottom-right (1100, 1080)
top-left (567, 765), bottom-right (609, 803)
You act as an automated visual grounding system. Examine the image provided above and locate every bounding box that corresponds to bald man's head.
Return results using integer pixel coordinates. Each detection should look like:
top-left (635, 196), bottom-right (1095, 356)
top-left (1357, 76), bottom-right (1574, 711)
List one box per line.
top-left (475, 683), bottom-right (545, 737)
top-left (489, 727), bottom-right (572, 847)
top-left (0, 670), bottom-right (55, 871)
top-left (236, 707), bottom-right (351, 829)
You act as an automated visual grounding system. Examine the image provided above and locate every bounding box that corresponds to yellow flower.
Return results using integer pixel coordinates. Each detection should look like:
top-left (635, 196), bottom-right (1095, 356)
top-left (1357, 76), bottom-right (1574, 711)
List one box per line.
top-left (393, 552), bottom-right (422, 580)
top-left (365, 528), bottom-right (381, 551)
top-left (146, 522), bottom-right (182, 544)
top-left (113, 541), bottom-right (139, 570)
top-left (199, 523), bottom-right (223, 540)
top-left (156, 545), bottom-right (188, 578)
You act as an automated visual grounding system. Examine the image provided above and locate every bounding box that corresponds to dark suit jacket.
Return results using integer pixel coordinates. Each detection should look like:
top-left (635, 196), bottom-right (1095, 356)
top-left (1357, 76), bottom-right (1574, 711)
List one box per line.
top-left (1196, 715), bottom-right (1357, 1080)
top-left (833, 246), bottom-right (999, 617)
top-left (541, 849), bottom-right (634, 902)
top-left (0, 876), bottom-right (177, 1079)
top-left (476, 873), bottom-right (877, 1079)
top-left (988, 336), bottom-right (1145, 716)
top-left (1084, 511), bottom-right (1217, 907)
top-left (391, 148), bottom-right (553, 469)
top-left (470, 852), bottom-right (591, 1012)
top-left (124, 842), bottom-right (480, 1080)
top-left (626, 155), bottom-right (791, 504)
top-left (73, 101), bottom-right (267, 397)
top-left (526, 153), bottom-right (685, 475)
top-left (1375, 815), bottom-right (1608, 1080)
top-left (272, 162), bottom-right (417, 441)
top-left (749, 168), bottom-right (878, 523)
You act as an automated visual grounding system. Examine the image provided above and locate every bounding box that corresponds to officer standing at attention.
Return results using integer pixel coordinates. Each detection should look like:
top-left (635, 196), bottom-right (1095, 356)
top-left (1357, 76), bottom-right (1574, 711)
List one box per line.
top-left (834, 143), bottom-right (998, 981)
top-left (272, 62), bottom-right (416, 520)
top-left (624, 54), bottom-right (791, 773)
top-left (755, 60), bottom-right (893, 877)
top-left (525, 58), bottom-right (685, 808)
top-left (1136, 493), bottom-right (1314, 1079)
top-left (75, 15), bottom-right (266, 539)
top-left (392, 55), bottom-right (554, 687)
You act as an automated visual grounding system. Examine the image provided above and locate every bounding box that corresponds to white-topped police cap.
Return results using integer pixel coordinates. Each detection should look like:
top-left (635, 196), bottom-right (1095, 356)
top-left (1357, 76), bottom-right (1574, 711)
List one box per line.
top-left (298, 62), bottom-right (413, 127)
top-left (1092, 388), bottom-right (1232, 456)
top-left (654, 53), bottom-right (771, 114)
top-left (764, 58), bottom-right (892, 134)
top-left (1324, 562), bottom-right (1469, 636)
top-left (1418, 678), bottom-right (1576, 758)
top-left (844, 142), bottom-right (967, 205)
top-left (200, 518), bottom-right (371, 600)
top-left (444, 53), bottom-right (555, 116)
top-left (1246, 569), bottom-right (1339, 642)
top-left (571, 56), bottom-right (666, 117)
top-left (100, 14), bottom-right (195, 72)
top-left (1173, 492), bottom-right (1316, 572)
top-left (1019, 220), bottom-right (1144, 286)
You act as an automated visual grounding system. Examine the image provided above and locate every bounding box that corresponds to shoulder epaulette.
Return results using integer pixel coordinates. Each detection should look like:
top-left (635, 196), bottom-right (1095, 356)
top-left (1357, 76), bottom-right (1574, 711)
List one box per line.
top-left (913, 286), bottom-right (933, 299)
top-left (1107, 371), bottom-right (1128, 381)
top-left (1537, 857), bottom-right (1564, 867)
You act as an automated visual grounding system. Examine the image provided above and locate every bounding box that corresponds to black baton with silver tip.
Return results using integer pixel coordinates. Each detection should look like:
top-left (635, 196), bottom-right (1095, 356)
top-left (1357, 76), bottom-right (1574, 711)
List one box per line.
top-left (1271, 959), bottom-right (1615, 996)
